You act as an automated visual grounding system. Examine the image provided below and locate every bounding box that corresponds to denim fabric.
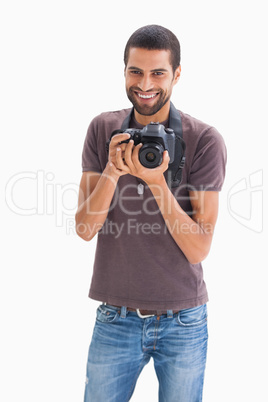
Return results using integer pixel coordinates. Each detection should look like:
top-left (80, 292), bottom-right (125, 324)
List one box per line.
top-left (84, 303), bottom-right (208, 402)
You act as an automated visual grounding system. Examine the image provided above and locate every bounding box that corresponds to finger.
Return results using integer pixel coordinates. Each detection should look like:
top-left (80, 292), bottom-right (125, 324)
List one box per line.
top-left (115, 147), bottom-right (130, 172)
top-left (123, 140), bottom-right (135, 169)
top-left (108, 161), bottom-right (120, 175)
top-left (159, 150), bottom-right (170, 171)
top-left (108, 161), bottom-right (125, 178)
top-left (109, 136), bottom-right (129, 163)
top-left (110, 133), bottom-right (131, 147)
top-left (119, 143), bottom-right (127, 152)
top-left (163, 150), bottom-right (170, 163)
top-left (131, 143), bottom-right (143, 167)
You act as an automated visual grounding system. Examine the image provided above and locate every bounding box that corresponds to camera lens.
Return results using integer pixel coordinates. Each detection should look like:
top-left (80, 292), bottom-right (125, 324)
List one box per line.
top-left (145, 152), bottom-right (156, 162)
top-left (139, 142), bottom-right (164, 168)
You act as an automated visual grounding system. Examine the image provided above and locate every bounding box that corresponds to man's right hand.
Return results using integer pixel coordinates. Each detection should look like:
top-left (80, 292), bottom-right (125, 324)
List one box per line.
top-left (108, 133), bottom-right (131, 177)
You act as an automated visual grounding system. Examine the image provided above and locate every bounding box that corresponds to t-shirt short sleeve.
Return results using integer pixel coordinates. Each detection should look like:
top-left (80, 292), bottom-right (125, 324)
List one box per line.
top-left (82, 116), bottom-right (102, 173)
top-left (188, 127), bottom-right (227, 191)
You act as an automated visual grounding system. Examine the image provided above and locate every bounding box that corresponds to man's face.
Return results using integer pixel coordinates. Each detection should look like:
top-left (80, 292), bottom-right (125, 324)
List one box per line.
top-left (125, 47), bottom-right (180, 118)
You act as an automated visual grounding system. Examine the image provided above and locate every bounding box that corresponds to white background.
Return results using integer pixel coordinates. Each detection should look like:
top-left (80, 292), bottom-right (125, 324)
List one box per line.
top-left (1, 0), bottom-right (267, 401)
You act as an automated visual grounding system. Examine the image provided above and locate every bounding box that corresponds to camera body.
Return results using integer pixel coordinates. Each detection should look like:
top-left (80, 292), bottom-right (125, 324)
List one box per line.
top-left (119, 122), bottom-right (176, 169)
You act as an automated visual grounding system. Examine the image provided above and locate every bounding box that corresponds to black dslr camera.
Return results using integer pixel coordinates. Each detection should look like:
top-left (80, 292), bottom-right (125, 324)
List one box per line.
top-left (109, 122), bottom-right (176, 169)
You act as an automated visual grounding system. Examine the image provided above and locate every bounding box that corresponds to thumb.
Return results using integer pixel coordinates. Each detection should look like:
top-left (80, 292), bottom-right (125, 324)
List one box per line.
top-left (163, 150), bottom-right (170, 163)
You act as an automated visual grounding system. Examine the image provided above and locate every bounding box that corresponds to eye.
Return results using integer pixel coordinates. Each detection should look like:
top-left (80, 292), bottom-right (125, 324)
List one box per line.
top-left (130, 70), bottom-right (142, 75)
top-left (153, 72), bottom-right (164, 76)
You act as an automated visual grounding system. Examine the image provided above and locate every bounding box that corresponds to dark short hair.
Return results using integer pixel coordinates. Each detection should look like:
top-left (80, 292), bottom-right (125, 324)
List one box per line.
top-left (124, 25), bottom-right (181, 73)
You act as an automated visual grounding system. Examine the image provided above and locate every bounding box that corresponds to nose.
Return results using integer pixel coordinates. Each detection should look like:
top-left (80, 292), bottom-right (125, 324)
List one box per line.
top-left (138, 73), bottom-right (153, 92)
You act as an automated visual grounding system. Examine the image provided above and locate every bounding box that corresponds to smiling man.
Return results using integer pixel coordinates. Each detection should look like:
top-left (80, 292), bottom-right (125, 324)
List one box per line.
top-left (76, 25), bottom-right (227, 402)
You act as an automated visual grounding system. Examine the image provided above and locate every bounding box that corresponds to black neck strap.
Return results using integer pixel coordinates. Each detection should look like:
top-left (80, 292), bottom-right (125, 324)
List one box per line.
top-left (168, 102), bottom-right (183, 140)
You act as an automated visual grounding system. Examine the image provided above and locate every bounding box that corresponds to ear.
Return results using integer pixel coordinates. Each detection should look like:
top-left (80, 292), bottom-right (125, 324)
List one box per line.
top-left (173, 65), bottom-right (181, 84)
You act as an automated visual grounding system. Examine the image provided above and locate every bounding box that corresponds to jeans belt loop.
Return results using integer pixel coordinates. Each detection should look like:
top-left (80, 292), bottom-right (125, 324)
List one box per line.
top-left (167, 309), bottom-right (173, 318)
top-left (120, 306), bottom-right (127, 318)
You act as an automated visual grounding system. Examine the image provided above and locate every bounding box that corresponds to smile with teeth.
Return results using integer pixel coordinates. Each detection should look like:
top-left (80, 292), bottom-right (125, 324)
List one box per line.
top-left (137, 92), bottom-right (158, 99)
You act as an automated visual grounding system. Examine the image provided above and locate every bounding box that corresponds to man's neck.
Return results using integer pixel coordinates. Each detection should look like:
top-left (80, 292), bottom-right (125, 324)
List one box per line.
top-left (133, 101), bottom-right (170, 125)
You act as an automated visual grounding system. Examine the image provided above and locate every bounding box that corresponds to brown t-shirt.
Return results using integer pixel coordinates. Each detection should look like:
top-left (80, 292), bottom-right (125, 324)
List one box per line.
top-left (81, 107), bottom-right (227, 311)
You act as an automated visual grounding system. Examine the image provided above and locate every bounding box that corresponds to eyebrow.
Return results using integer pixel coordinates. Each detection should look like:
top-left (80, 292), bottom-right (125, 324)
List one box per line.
top-left (128, 66), bottom-right (168, 73)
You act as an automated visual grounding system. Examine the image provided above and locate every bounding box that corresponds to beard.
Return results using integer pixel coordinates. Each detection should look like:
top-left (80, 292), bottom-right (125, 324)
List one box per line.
top-left (126, 86), bottom-right (171, 116)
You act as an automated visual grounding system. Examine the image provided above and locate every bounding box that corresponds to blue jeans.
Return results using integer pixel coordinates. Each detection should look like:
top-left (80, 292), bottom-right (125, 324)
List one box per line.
top-left (84, 303), bottom-right (208, 402)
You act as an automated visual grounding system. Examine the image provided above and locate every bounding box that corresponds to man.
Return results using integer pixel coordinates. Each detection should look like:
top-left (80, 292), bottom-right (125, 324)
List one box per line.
top-left (76, 25), bottom-right (226, 402)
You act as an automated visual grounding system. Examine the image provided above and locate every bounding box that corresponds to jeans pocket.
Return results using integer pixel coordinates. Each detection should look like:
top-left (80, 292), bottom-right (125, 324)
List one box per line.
top-left (176, 304), bottom-right (208, 327)
top-left (96, 304), bottom-right (120, 324)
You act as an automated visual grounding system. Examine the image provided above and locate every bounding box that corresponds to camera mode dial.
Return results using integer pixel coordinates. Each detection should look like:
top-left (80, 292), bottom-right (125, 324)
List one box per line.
top-left (165, 128), bottom-right (174, 134)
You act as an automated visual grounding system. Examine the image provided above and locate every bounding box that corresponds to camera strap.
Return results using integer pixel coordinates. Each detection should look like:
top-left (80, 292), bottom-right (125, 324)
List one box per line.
top-left (120, 102), bottom-right (186, 188)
